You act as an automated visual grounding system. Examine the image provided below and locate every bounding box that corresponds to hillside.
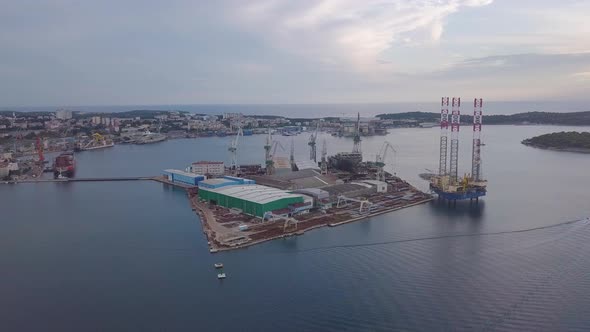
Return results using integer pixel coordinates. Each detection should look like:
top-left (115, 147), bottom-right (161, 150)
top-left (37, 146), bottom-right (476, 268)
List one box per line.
top-left (376, 111), bottom-right (590, 125)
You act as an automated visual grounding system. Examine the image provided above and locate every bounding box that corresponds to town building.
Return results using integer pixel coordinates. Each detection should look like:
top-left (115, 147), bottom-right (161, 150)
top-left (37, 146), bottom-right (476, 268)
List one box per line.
top-left (55, 109), bottom-right (73, 120)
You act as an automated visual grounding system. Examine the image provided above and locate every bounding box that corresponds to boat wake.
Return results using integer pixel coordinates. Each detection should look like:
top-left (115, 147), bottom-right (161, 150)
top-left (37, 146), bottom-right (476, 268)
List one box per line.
top-left (295, 217), bottom-right (590, 253)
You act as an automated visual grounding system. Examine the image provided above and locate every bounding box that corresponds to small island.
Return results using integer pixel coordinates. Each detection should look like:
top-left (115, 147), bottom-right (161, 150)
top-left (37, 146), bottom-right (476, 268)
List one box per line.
top-left (522, 131), bottom-right (590, 153)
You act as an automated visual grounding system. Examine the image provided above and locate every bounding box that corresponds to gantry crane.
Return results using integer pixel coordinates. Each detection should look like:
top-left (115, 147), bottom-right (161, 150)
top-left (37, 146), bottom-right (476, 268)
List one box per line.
top-left (375, 141), bottom-right (396, 182)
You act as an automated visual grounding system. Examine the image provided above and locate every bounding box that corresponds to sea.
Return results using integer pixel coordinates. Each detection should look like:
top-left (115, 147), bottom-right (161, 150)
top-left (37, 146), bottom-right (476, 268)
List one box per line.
top-left (1, 123), bottom-right (590, 331)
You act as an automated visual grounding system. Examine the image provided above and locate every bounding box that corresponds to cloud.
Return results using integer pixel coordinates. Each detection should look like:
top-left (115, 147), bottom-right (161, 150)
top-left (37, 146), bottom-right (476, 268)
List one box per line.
top-left (232, 0), bottom-right (493, 72)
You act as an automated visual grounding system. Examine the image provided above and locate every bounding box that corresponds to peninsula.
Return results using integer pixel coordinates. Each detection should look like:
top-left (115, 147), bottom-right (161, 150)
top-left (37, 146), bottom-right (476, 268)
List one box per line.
top-left (522, 131), bottom-right (590, 153)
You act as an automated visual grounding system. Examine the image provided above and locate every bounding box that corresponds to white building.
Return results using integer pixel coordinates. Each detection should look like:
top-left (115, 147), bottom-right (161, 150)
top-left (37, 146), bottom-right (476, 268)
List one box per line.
top-left (91, 116), bottom-right (102, 125)
top-left (55, 109), bottom-right (73, 120)
top-left (360, 180), bottom-right (388, 193)
top-left (223, 113), bottom-right (242, 120)
top-left (191, 161), bottom-right (225, 176)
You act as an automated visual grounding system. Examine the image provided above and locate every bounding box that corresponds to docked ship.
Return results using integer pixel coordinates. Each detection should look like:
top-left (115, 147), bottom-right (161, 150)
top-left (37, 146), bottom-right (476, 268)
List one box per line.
top-left (75, 133), bottom-right (115, 151)
top-left (136, 130), bottom-right (167, 144)
top-left (53, 152), bottom-right (76, 178)
top-left (419, 122), bottom-right (440, 128)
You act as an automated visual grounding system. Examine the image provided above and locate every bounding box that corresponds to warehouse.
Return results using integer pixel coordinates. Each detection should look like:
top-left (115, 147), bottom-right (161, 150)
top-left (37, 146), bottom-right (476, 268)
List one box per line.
top-left (163, 169), bottom-right (205, 186)
top-left (199, 184), bottom-right (305, 218)
top-left (191, 161), bottom-right (225, 176)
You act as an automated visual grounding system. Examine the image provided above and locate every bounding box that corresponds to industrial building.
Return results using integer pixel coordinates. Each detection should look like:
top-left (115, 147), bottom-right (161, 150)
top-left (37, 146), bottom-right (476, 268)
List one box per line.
top-left (199, 183), bottom-right (309, 218)
top-left (163, 169), bottom-right (205, 186)
top-left (191, 161), bottom-right (225, 176)
top-left (358, 180), bottom-right (388, 193)
top-left (294, 160), bottom-right (320, 171)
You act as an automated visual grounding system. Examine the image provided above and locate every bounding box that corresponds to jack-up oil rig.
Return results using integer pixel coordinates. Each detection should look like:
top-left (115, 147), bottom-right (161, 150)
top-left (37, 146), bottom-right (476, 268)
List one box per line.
top-left (430, 97), bottom-right (487, 204)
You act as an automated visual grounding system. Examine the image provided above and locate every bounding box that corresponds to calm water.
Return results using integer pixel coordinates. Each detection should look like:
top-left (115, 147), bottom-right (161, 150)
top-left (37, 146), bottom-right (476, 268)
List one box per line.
top-left (2, 125), bottom-right (590, 331)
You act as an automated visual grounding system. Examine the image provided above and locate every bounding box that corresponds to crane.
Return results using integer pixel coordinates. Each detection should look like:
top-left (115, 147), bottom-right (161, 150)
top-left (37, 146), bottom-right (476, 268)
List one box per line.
top-left (352, 112), bottom-right (362, 154)
top-left (290, 138), bottom-right (295, 168)
top-left (308, 121), bottom-right (320, 162)
top-left (264, 128), bottom-right (273, 174)
top-left (375, 141), bottom-right (396, 182)
top-left (35, 136), bottom-right (44, 164)
top-left (320, 138), bottom-right (328, 175)
top-left (228, 125), bottom-right (243, 175)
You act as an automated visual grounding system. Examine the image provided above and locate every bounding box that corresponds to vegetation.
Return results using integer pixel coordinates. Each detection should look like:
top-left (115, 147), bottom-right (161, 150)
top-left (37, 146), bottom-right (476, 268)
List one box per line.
top-left (522, 131), bottom-right (590, 151)
top-left (377, 111), bottom-right (590, 125)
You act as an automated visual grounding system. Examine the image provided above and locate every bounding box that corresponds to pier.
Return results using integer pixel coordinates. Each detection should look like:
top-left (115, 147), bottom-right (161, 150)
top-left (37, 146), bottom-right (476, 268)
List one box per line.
top-left (3, 176), bottom-right (156, 184)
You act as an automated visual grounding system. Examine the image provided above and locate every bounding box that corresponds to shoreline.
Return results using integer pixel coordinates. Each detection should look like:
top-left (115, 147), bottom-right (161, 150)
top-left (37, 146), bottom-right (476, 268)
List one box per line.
top-left (522, 142), bottom-right (590, 154)
top-left (189, 191), bottom-right (434, 253)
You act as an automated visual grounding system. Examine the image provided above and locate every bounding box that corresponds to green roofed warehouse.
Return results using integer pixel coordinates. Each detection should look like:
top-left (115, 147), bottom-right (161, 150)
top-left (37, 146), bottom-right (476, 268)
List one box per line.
top-left (198, 183), bottom-right (305, 218)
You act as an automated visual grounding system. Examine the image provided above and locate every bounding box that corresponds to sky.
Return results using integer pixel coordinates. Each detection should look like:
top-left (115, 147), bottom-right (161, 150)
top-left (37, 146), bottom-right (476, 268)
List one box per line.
top-left (1, 0), bottom-right (590, 106)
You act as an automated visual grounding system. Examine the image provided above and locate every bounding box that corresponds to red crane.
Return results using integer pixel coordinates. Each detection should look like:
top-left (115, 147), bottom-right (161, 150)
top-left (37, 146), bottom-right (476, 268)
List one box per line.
top-left (35, 136), bottom-right (45, 163)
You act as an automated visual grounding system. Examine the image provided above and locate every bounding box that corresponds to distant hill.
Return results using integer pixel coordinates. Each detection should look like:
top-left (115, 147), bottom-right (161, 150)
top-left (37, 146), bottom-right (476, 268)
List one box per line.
top-left (522, 131), bottom-right (590, 152)
top-left (377, 111), bottom-right (590, 125)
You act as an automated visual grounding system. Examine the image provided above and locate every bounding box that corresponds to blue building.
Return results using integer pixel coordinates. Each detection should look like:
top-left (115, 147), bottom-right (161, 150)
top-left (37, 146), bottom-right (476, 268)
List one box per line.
top-left (163, 169), bottom-right (205, 186)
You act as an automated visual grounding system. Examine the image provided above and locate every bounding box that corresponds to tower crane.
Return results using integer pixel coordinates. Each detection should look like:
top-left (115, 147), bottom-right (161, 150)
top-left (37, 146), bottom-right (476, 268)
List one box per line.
top-left (308, 121), bottom-right (320, 162)
top-left (375, 141), bottom-right (396, 182)
top-left (352, 112), bottom-right (362, 154)
top-left (320, 139), bottom-right (328, 175)
top-left (290, 138), bottom-right (295, 169)
top-left (264, 128), bottom-right (273, 174)
top-left (228, 125), bottom-right (243, 175)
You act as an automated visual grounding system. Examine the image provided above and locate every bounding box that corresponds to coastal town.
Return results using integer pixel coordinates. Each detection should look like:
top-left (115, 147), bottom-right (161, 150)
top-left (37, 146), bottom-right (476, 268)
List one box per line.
top-left (0, 107), bottom-right (440, 253)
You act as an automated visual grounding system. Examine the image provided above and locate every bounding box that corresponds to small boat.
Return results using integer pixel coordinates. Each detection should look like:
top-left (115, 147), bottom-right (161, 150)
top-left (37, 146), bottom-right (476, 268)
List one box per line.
top-left (209, 248), bottom-right (218, 253)
top-left (214, 263), bottom-right (223, 269)
top-left (217, 273), bottom-right (226, 279)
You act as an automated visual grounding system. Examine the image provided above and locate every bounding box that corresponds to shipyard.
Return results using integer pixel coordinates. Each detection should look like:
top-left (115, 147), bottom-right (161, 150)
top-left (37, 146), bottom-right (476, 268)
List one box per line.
top-left (0, 102), bottom-right (489, 252)
top-left (156, 112), bottom-right (437, 252)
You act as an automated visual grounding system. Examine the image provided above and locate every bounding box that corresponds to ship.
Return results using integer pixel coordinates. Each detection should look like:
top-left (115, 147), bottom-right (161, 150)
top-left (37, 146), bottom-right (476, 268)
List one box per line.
top-left (53, 152), bottom-right (76, 178)
top-left (75, 133), bottom-right (115, 151)
top-left (419, 122), bottom-right (440, 128)
top-left (82, 141), bottom-right (114, 151)
top-left (135, 130), bottom-right (167, 144)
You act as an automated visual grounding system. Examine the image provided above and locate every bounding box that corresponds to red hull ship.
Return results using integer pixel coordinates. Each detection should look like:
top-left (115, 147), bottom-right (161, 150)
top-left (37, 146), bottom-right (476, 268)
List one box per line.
top-left (53, 152), bottom-right (76, 178)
